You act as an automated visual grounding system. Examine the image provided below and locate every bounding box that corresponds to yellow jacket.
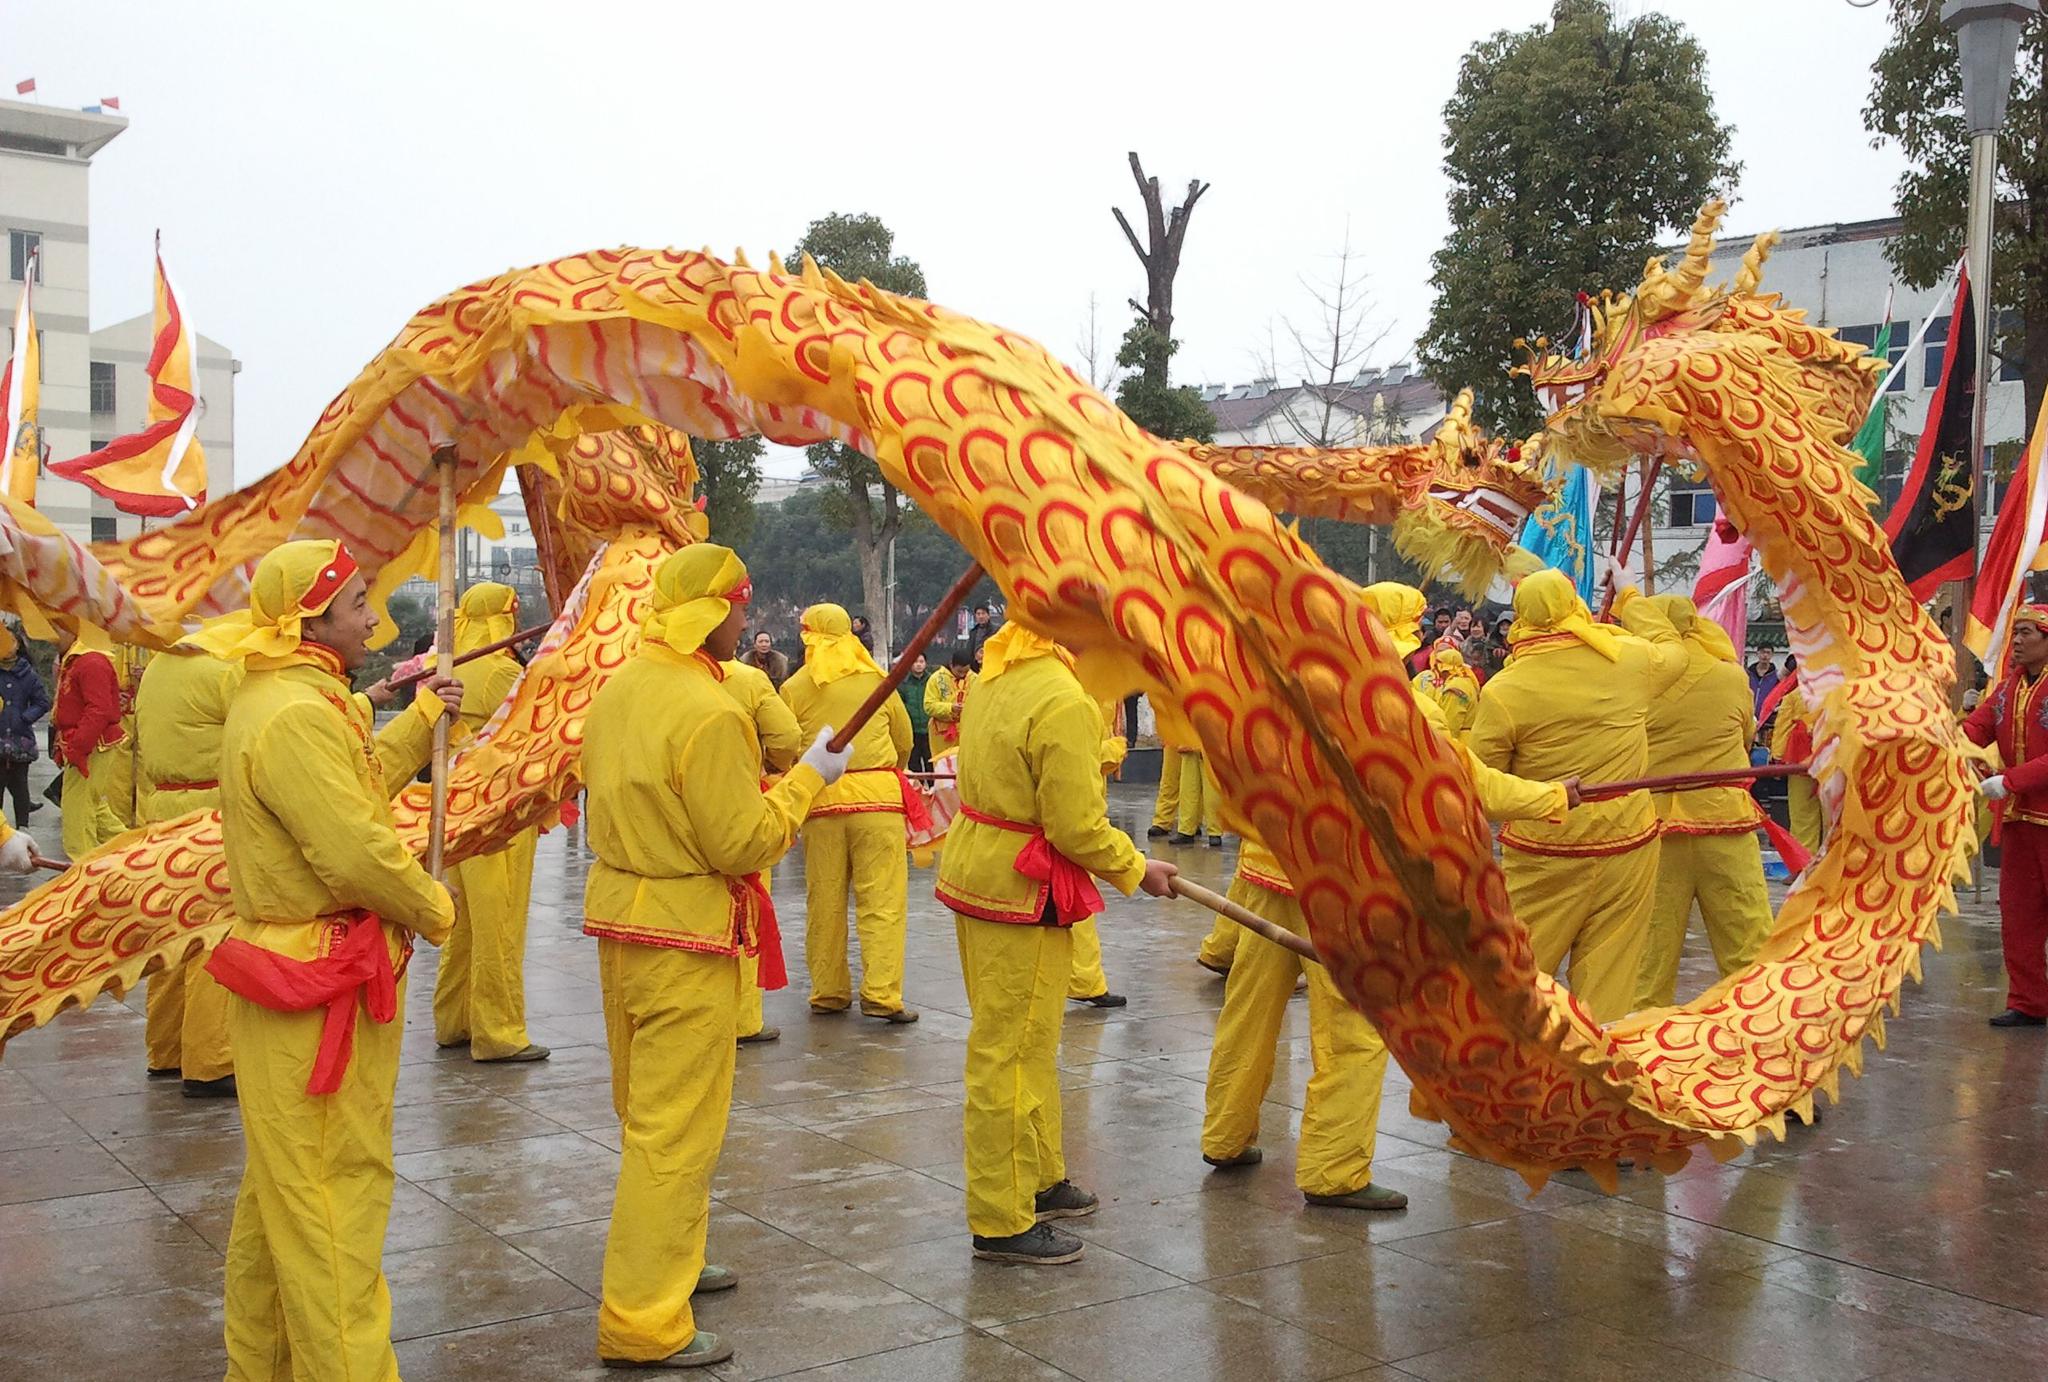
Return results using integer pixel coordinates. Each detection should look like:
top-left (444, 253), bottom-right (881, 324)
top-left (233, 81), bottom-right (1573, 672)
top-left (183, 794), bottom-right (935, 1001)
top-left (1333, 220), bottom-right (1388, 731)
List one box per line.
top-left (781, 664), bottom-right (912, 814)
top-left (1236, 691), bottom-right (1566, 893)
top-left (456, 649), bottom-right (522, 734)
top-left (722, 658), bottom-right (805, 773)
top-left (1769, 683), bottom-right (1811, 762)
top-left (925, 666), bottom-right (971, 749)
top-left (584, 647), bottom-right (823, 952)
top-left (219, 659), bottom-right (454, 963)
top-left (935, 652), bottom-right (1145, 922)
top-left (136, 645), bottom-right (243, 822)
top-left (1646, 644), bottom-right (1764, 834)
top-left (1467, 591), bottom-right (1685, 856)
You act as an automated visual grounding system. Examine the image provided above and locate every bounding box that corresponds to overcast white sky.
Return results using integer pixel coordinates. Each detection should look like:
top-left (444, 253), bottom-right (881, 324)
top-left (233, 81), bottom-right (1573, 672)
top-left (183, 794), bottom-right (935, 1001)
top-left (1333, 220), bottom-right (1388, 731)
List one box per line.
top-left (15, 0), bottom-right (1908, 483)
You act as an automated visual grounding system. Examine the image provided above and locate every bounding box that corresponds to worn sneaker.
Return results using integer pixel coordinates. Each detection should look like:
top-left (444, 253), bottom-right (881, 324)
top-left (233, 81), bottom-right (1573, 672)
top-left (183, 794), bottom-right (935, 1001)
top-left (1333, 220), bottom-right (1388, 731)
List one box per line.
top-left (1990, 1008), bottom-right (2047, 1028)
top-left (1203, 1146), bottom-right (1262, 1169)
top-left (601, 1330), bottom-right (733, 1368)
top-left (476, 1043), bottom-right (551, 1064)
top-left (1070, 992), bottom-right (1127, 1008)
top-left (1197, 956), bottom-right (1230, 978)
top-left (737, 1026), bottom-right (781, 1045)
top-left (972, 1222), bottom-right (1085, 1264)
top-left (1306, 1184), bottom-right (1409, 1211)
top-left (1033, 1179), bottom-right (1099, 1221)
top-left (182, 1075), bottom-right (237, 1099)
top-left (861, 1003), bottom-right (920, 1024)
top-left (693, 1264), bottom-right (737, 1295)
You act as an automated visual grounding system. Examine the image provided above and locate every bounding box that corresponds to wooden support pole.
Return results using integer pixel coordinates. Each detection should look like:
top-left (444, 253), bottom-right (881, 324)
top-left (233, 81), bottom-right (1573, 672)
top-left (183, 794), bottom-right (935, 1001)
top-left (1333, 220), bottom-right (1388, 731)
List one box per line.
top-left (386, 620), bottom-right (552, 691)
top-left (427, 447), bottom-right (459, 880)
top-left (826, 561), bottom-right (983, 754)
top-left (1169, 877), bottom-right (1321, 963)
top-left (1577, 761), bottom-right (1809, 802)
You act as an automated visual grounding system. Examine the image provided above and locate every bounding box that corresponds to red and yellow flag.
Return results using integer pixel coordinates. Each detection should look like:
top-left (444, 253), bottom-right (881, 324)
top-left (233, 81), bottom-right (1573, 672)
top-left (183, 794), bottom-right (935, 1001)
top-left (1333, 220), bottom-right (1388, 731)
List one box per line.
top-left (52, 235), bottom-right (207, 515)
top-left (1966, 390), bottom-right (2048, 672)
top-left (0, 250), bottom-right (40, 505)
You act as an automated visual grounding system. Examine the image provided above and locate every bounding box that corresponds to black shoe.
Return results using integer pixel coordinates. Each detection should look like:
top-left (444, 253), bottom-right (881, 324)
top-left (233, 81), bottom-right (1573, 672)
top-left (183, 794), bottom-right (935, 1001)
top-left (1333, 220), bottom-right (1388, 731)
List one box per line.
top-left (972, 1222), bottom-right (1085, 1264)
top-left (1208, 834), bottom-right (1224, 847)
top-left (182, 1075), bottom-right (237, 1099)
top-left (1197, 957), bottom-right (1230, 978)
top-left (1070, 992), bottom-right (1127, 1008)
top-left (146, 1066), bottom-right (180, 1080)
top-left (1990, 1008), bottom-right (2047, 1028)
top-left (1033, 1179), bottom-right (1099, 1221)
top-left (1168, 833), bottom-right (1197, 846)
top-left (1146, 825), bottom-right (1170, 839)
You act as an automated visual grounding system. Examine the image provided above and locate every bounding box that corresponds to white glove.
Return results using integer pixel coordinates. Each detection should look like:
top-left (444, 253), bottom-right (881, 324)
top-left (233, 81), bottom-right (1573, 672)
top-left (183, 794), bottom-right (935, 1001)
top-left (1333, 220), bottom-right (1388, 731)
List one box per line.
top-left (800, 728), bottom-right (853, 786)
top-left (1597, 554), bottom-right (1632, 593)
top-left (0, 831), bottom-right (38, 875)
top-left (1980, 774), bottom-right (2011, 801)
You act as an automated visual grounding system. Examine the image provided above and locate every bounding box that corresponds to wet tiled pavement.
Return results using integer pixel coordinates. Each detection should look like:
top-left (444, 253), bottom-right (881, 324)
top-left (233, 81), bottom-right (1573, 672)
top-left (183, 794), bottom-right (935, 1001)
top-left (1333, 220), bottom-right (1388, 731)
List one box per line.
top-left (2, 784), bottom-right (2044, 1380)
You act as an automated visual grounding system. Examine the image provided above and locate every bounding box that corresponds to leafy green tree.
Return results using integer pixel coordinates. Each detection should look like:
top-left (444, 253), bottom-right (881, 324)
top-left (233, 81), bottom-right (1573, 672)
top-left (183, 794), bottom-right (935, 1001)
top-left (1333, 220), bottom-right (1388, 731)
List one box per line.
top-left (786, 212), bottom-right (928, 657)
top-left (1418, 0), bottom-right (1738, 437)
top-left (1866, 1), bottom-right (2048, 421)
top-left (1113, 324), bottom-right (1216, 443)
top-left (692, 436), bottom-right (763, 545)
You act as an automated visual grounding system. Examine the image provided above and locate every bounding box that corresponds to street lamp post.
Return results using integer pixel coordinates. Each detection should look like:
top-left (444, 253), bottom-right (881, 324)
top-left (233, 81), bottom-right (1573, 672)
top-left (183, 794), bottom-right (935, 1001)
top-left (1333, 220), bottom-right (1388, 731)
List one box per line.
top-left (1941, 0), bottom-right (2036, 684)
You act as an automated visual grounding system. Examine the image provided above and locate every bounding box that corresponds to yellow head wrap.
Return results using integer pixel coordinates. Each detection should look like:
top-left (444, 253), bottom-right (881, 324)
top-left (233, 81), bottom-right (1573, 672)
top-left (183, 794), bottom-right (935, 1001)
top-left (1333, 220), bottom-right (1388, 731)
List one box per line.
top-left (0, 623), bottom-right (21, 661)
top-left (1508, 569), bottom-right (1620, 662)
top-left (1359, 582), bottom-right (1428, 662)
top-left (454, 581), bottom-right (519, 656)
top-left (1646, 593), bottom-right (1737, 664)
top-left (979, 622), bottom-right (1075, 681)
top-left (1429, 644), bottom-right (1469, 678)
top-left (188, 540), bottom-right (359, 667)
top-left (641, 545), bottom-right (750, 657)
top-left (799, 603), bottom-right (883, 684)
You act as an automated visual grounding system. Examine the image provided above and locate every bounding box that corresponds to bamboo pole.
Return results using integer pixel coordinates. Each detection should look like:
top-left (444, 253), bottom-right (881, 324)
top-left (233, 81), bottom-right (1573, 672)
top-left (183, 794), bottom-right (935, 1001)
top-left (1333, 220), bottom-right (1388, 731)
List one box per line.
top-left (1577, 761), bottom-right (1809, 802)
top-left (386, 620), bottom-right (551, 691)
top-left (427, 447), bottom-right (459, 880)
top-left (826, 561), bottom-right (983, 754)
top-left (1597, 456), bottom-right (1665, 619)
top-left (1169, 877), bottom-right (1321, 963)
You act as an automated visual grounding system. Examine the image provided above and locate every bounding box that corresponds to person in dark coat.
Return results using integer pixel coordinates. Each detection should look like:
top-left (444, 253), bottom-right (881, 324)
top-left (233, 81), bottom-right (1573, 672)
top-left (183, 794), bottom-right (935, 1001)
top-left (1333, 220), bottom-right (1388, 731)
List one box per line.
top-left (0, 623), bottom-right (51, 828)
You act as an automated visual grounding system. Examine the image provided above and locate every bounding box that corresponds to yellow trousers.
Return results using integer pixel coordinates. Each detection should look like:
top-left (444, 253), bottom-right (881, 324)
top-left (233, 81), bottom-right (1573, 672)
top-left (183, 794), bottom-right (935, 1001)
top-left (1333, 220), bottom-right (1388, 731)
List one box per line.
top-left (1151, 747), bottom-right (1181, 830)
top-left (1202, 880), bottom-right (1388, 1196)
top-left (59, 758), bottom-right (124, 860)
top-left (738, 945), bottom-right (764, 1038)
top-left (1176, 752), bottom-right (1220, 837)
top-left (1504, 840), bottom-right (1659, 1024)
top-left (957, 915), bottom-right (1069, 1237)
top-left (221, 975), bottom-right (407, 1381)
top-left (144, 957), bottom-right (235, 1080)
top-left (597, 940), bottom-right (739, 1363)
top-left (1635, 830), bottom-right (1774, 1010)
top-left (433, 829), bottom-right (538, 1059)
top-left (802, 811), bottom-right (908, 1013)
top-left (1786, 778), bottom-right (1821, 853)
top-left (1196, 913), bottom-right (1242, 972)
top-left (1067, 916), bottom-right (1109, 999)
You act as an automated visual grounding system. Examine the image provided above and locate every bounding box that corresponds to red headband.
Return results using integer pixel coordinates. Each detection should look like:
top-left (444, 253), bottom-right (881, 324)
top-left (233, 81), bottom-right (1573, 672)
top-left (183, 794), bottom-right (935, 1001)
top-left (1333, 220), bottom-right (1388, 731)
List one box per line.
top-left (300, 546), bottom-right (360, 614)
top-left (724, 578), bottom-right (753, 605)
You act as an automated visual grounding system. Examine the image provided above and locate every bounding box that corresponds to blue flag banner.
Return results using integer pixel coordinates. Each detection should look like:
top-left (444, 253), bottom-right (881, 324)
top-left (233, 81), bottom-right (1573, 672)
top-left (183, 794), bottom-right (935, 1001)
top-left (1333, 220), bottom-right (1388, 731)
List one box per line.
top-left (1518, 460), bottom-right (1596, 604)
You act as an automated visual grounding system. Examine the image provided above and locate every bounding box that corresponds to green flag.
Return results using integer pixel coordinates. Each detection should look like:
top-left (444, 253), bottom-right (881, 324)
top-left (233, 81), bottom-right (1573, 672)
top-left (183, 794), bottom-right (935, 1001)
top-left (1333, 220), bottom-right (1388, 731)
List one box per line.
top-left (1850, 318), bottom-right (1892, 489)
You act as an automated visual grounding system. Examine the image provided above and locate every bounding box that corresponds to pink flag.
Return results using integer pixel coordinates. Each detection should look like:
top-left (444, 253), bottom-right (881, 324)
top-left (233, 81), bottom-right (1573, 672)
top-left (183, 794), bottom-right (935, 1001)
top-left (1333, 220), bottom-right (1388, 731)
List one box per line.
top-left (1692, 514), bottom-right (1751, 652)
top-left (14, 79), bottom-right (34, 96)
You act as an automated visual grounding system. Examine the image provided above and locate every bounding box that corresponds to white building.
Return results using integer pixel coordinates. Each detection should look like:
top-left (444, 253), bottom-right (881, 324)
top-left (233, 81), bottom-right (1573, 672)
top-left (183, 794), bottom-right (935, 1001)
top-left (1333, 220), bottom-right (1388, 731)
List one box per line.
top-left (1639, 213), bottom-right (2022, 588)
top-left (1, 96), bottom-right (237, 543)
top-left (1201, 365), bottom-right (1448, 448)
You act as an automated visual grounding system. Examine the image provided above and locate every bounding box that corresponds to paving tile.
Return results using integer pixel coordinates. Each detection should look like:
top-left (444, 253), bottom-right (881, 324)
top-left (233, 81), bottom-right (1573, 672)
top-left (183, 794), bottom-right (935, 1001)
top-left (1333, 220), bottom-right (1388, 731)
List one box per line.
top-left (723, 1167), bottom-right (964, 1252)
top-left (385, 1233), bottom-right (592, 1341)
top-left (0, 1213), bottom-right (222, 1315)
top-left (772, 1330), bottom-right (1077, 1379)
top-left (689, 1257), bottom-right (965, 1381)
top-left (847, 1231), bottom-right (1179, 1328)
top-left (990, 1282), bottom-right (1369, 1381)
top-left (1063, 1188), bottom-right (1360, 1282)
top-left (393, 1304), bottom-right (612, 1380)
top-left (0, 1139), bottom-right (142, 1204)
top-left (0, 1283), bottom-right (226, 1380)
top-left (503, 1203), bottom-right (831, 1298)
top-left (1392, 1316), bottom-right (1764, 1381)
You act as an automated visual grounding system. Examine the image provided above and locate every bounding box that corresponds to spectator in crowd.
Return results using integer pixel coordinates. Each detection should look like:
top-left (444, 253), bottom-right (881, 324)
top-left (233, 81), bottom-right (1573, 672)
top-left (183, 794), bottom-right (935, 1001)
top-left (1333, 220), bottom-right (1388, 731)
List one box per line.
top-left (1747, 652), bottom-right (1780, 714)
top-left (851, 614), bottom-right (875, 650)
top-left (966, 603), bottom-right (1000, 658)
top-left (0, 622), bottom-right (49, 829)
top-left (742, 630), bottom-right (791, 688)
top-left (899, 653), bottom-right (933, 772)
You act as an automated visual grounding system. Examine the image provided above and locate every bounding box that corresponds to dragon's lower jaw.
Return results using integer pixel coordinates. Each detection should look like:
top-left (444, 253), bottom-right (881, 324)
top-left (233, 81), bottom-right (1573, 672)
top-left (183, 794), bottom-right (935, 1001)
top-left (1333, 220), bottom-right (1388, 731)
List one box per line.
top-left (1392, 485), bottom-right (1539, 598)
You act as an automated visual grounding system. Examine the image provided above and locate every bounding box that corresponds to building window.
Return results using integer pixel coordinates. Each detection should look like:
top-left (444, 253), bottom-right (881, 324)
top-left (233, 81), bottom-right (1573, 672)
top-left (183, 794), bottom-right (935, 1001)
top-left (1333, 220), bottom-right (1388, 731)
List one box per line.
top-left (89, 516), bottom-right (116, 543)
top-left (7, 230), bottom-right (39, 283)
top-left (1925, 315), bottom-right (1951, 388)
top-left (1668, 480), bottom-right (1717, 527)
top-left (90, 361), bottom-right (116, 414)
top-left (1838, 322), bottom-right (1910, 392)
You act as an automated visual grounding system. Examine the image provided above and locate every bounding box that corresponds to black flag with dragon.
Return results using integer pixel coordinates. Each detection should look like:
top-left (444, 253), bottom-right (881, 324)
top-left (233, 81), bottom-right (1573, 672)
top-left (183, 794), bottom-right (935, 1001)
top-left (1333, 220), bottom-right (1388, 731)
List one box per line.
top-left (1882, 267), bottom-right (1979, 601)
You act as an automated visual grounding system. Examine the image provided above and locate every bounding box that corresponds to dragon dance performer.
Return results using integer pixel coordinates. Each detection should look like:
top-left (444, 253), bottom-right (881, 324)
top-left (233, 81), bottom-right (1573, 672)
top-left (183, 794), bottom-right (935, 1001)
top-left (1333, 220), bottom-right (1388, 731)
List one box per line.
top-left (1966, 605), bottom-right (2048, 1028)
top-left (1633, 595), bottom-right (1772, 1010)
top-left (925, 645), bottom-right (972, 757)
top-left (1066, 696), bottom-right (1132, 1011)
top-left (582, 545), bottom-right (846, 1368)
top-left (1203, 581), bottom-right (1574, 1211)
top-left (1770, 670), bottom-right (1820, 852)
top-left (1411, 644), bottom-right (1480, 737)
top-left (1468, 569), bottom-right (1685, 1023)
top-left (936, 623), bottom-right (1176, 1265)
top-left (781, 602), bottom-right (919, 1023)
top-left (720, 645), bottom-right (805, 1045)
top-left (134, 628), bottom-right (245, 1096)
top-left (53, 623), bottom-right (129, 861)
top-left (193, 540), bottom-right (461, 1380)
top-left (432, 581), bottom-right (549, 1064)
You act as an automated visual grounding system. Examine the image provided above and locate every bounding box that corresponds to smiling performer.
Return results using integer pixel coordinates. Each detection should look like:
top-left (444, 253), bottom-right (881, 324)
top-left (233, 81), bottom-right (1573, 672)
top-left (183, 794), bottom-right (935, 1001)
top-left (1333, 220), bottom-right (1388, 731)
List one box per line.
top-left (195, 539), bottom-right (462, 1379)
top-left (583, 545), bottom-right (847, 1368)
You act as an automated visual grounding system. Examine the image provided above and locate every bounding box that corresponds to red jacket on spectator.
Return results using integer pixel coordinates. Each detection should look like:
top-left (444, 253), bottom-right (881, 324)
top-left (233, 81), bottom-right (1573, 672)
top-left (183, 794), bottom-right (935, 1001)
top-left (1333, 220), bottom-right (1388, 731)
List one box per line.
top-left (54, 651), bottom-right (125, 772)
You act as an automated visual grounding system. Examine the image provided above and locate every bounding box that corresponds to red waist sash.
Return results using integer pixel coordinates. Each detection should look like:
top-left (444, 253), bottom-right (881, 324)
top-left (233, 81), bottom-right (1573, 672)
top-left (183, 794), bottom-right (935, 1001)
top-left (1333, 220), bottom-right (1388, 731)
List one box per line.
top-left (838, 767), bottom-right (934, 832)
top-left (735, 873), bottom-right (787, 989)
top-left (957, 805), bottom-right (1103, 926)
top-left (154, 777), bottom-right (219, 792)
top-left (204, 911), bottom-right (404, 1095)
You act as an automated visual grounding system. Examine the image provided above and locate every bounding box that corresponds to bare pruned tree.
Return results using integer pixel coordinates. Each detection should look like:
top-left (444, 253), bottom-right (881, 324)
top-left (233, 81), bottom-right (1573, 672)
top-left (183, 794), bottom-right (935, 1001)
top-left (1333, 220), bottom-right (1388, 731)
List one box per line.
top-left (1112, 152), bottom-right (1210, 384)
top-left (1075, 291), bottom-right (1113, 392)
top-left (1258, 230), bottom-right (1396, 449)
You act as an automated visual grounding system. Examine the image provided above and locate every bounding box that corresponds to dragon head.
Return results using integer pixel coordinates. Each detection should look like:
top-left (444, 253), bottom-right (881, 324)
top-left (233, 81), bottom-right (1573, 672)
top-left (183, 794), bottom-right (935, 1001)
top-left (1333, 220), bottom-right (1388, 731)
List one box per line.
top-left (1394, 389), bottom-right (1555, 596)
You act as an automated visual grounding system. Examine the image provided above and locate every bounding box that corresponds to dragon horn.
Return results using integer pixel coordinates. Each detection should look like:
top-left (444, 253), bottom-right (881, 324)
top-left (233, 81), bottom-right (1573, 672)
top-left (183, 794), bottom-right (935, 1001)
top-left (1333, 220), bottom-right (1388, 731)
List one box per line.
top-left (1732, 230), bottom-right (1780, 297)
